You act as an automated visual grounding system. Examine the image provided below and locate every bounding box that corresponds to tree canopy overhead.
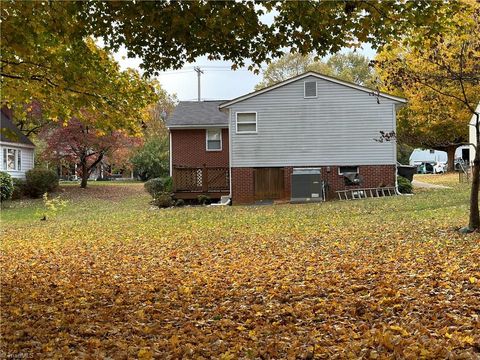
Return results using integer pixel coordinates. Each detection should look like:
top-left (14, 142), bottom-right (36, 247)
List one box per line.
top-left (78, 0), bottom-right (465, 75)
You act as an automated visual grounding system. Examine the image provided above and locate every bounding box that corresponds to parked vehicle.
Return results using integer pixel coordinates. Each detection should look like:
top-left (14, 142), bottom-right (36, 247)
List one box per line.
top-left (433, 162), bottom-right (447, 174)
top-left (417, 162), bottom-right (435, 174)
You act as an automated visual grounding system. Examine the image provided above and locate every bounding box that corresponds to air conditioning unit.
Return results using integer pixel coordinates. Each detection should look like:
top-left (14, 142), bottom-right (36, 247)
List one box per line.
top-left (291, 168), bottom-right (324, 203)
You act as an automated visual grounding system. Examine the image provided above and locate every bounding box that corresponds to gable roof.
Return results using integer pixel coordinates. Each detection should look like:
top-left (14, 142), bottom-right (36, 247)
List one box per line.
top-left (167, 100), bottom-right (229, 128)
top-left (219, 71), bottom-right (407, 109)
top-left (0, 109), bottom-right (35, 147)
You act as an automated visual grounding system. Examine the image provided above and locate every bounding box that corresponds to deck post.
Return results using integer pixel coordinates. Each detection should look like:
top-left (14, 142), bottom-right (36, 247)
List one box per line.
top-left (202, 164), bottom-right (208, 192)
top-left (172, 167), bottom-right (177, 192)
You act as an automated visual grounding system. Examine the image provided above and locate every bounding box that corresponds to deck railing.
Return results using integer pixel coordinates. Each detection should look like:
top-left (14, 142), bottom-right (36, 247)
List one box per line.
top-left (172, 165), bottom-right (229, 193)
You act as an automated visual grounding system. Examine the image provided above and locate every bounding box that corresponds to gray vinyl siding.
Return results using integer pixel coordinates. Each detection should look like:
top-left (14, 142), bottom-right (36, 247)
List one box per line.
top-left (0, 144), bottom-right (35, 179)
top-left (228, 75), bottom-right (398, 168)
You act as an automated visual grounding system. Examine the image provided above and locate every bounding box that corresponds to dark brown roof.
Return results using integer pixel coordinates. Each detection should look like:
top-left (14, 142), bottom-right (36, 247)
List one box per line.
top-left (0, 109), bottom-right (35, 146)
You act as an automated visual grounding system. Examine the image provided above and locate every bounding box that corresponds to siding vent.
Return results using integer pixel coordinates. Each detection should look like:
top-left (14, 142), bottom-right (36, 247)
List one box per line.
top-left (304, 81), bottom-right (317, 98)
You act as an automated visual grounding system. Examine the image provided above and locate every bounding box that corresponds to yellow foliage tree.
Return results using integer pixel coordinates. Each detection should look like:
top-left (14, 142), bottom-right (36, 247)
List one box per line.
top-left (375, 1), bottom-right (480, 230)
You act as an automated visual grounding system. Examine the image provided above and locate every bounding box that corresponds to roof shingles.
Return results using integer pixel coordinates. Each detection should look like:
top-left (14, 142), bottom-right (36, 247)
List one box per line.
top-left (0, 109), bottom-right (35, 147)
top-left (166, 101), bottom-right (229, 128)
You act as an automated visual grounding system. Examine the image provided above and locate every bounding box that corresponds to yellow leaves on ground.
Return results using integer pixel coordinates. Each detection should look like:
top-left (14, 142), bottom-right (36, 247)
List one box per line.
top-left (0, 180), bottom-right (479, 358)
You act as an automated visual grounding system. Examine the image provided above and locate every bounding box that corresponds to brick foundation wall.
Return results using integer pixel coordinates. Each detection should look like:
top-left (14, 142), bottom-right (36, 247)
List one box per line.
top-left (232, 165), bottom-right (396, 204)
top-left (231, 168), bottom-right (255, 204)
top-left (171, 129), bottom-right (229, 167)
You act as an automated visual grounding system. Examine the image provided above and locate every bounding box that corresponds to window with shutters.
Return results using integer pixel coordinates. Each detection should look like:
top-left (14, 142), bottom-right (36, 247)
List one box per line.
top-left (206, 129), bottom-right (222, 151)
top-left (304, 81), bottom-right (317, 98)
top-left (236, 112), bottom-right (257, 134)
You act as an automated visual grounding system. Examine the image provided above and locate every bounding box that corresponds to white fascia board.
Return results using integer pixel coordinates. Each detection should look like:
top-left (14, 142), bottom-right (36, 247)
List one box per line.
top-left (0, 141), bottom-right (35, 149)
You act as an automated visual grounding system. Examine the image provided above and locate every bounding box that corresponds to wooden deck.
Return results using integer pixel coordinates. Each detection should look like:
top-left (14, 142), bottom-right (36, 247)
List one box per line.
top-left (172, 165), bottom-right (229, 199)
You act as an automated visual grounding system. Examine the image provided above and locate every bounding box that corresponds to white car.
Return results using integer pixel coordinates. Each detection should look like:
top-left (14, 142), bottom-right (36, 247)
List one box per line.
top-left (433, 162), bottom-right (447, 174)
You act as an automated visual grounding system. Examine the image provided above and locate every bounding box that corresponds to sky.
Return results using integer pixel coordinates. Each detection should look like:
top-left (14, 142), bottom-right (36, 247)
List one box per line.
top-left (113, 44), bottom-right (376, 102)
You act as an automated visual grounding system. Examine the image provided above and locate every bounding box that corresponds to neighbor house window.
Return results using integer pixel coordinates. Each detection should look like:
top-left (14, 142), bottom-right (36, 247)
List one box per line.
top-left (3, 148), bottom-right (21, 171)
top-left (236, 112), bottom-right (257, 133)
top-left (304, 81), bottom-right (317, 98)
top-left (338, 166), bottom-right (359, 175)
top-left (206, 129), bottom-right (222, 151)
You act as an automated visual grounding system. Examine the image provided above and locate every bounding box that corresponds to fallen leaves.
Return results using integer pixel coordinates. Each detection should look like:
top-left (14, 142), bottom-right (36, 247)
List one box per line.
top-left (1, 183), bottom-right (479, 358)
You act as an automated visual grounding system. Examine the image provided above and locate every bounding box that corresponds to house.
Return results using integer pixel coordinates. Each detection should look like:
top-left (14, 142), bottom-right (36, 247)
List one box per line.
top-left (469, 102), bottom-right (480, 164)
top-left (167, 71), bottom-right (406, 204)
top-left (0, 109), bottom-right (35, 179)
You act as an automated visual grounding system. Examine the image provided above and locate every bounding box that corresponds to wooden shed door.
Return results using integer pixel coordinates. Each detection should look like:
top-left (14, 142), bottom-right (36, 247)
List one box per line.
top-left (254, 168), bottom-right (285, 200)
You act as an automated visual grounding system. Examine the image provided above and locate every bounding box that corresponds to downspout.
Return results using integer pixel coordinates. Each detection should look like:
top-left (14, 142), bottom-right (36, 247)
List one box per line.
top-left (228, 109), bottom-right (232, 199)
top-left (393, 102), bottom-right (411, 196)
top-left (169, 130), bottom-right (172, 177)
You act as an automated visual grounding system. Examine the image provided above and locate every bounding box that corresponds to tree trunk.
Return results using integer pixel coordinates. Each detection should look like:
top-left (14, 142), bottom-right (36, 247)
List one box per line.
top-left (80, 160), bottom-right (88, 189)
top-left (446, 146), bottom-right (456, 172)
top-left (469, 113), bottom-right (480, 230)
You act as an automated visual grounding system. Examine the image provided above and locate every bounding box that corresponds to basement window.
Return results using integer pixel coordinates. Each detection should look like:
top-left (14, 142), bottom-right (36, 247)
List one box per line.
top-left (206, 129), bottom-right (222, 151)
top-left (339, 166), bottom-right (361, 186)
top-left (304, 81), bottom-right (317, 98)
top-left (338, 166), bottom-right (359, 175)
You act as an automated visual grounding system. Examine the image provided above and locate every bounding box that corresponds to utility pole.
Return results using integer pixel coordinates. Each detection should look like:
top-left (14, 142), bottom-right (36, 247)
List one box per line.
top-left (194, 66), bottom-right (203, 102)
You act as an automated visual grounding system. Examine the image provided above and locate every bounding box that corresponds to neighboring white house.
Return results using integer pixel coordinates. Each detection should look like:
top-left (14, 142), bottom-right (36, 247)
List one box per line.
top-left (469, 103), bottom-right (480, 164)
top-left (0, 109), bottom-right (35, 179)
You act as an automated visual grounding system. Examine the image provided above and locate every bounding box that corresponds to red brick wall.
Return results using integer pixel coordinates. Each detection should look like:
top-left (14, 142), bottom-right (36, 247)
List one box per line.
top-left (171, 129), bottom-right (229, 167)
top-left (233, 165), bottom-right (396, 204)
top-left (231, 168), bottom-right (255, 204)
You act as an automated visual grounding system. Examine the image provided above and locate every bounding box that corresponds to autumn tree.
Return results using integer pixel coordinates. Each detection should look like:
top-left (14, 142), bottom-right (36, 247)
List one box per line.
top-left (2, 1), bottom-right (464, 77)
top-left (255, 52), bottom-right (375, 90)
top-left (376, 1), bottom-right (480, 230)
top-left (1, 2), bottom-right (157, 133)
top-left (79, 1), bottom-right (464, 75)
top-left (41, 119), bottom-right (141, 188)
top-left (130, 90), bottom-right (177, 181)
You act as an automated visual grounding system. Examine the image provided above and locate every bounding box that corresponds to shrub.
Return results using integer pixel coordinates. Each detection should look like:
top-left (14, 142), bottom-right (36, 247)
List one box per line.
top-left (197, 194), bottom-right (211, 205)
top-left (175, 199), bottom-right (185, 207)
top-left (144, 177), bottom-right (172, 198)
top-left (144, 178), bottom-right (165, 198)
top-left (11, 178), bottom-right (26, 200)
top-left (163, 176), bottom-right (173, 192)
top-left (151, 192), bottom-right (174, 208)
top-left (131, 136), bottom-right (169, 181)
top-left (397, 176), bottom-right (413, 194)
top-left (25, 168), bottom-right (59, 198)
top-left (0, 172), bottom-right (14, 201)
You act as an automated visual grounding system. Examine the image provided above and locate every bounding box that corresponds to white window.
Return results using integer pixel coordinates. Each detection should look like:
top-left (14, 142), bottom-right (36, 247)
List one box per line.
top-left (206, 129), bottom-right (222, 151)
top-left (304, 81), bottom-right (317, 98)
top-left (236, 112), bottom-right (257, 133)
top-left (338, 166), bottom-right (359, 175)
top-left (3, 148), bottom-right (21, 171)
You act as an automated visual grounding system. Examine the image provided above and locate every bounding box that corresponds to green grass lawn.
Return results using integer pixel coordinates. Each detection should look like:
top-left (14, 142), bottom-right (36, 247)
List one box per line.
top-left (1, 176), bottom-right (479, 359)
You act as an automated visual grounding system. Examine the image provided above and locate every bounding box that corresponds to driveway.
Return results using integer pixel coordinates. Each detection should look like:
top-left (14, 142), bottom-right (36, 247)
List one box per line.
top-left (411, 180), bottom-right (452, 189)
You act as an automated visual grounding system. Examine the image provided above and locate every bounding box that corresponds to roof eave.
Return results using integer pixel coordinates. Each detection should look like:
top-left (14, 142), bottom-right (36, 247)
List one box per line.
top-left (167, 124), bottom-right (229, 129)
top-left (0, 140), bottom-right (35, 148)
top-left (219, 71), bottom-right (407, 109)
